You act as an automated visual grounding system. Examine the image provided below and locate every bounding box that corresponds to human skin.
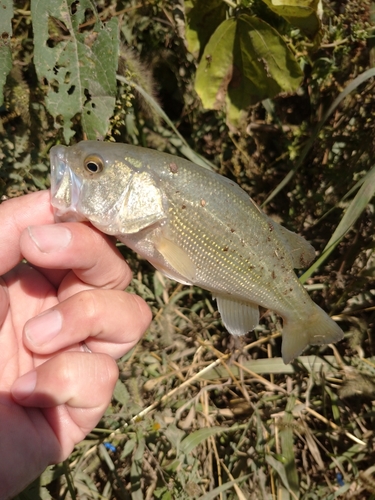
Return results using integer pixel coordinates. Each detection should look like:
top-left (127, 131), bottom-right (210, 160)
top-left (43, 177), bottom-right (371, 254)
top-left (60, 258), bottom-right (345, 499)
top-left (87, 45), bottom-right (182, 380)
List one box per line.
top-left (0, 190), bottom-right (152, 498)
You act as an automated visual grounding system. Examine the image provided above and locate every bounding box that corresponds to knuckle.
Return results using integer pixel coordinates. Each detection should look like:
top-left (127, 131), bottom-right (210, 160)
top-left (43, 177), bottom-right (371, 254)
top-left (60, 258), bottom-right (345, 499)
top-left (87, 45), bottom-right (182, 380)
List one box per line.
top-left (54, 352), bottom-right (77, 384)
top-left (78, 289), bottom-right (99, 322)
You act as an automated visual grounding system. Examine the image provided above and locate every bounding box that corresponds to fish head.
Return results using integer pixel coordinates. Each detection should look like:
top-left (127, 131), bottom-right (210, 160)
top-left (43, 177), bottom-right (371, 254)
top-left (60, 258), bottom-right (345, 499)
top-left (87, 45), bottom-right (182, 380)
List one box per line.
top-left (50, 141), bottom-right (168, 235)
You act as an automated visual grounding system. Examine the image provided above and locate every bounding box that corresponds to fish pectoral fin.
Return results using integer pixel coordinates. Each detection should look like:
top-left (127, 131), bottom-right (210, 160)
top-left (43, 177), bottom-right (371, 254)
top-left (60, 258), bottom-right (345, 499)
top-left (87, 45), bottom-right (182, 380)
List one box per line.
top-left (215, 295), bottom-right (259, 336)
top-left (273, 222), bottom-right (316, 269)
top-left (155, 236), bottom-right (196, 283)
top-left (281, 304), bottom-right (344, 364)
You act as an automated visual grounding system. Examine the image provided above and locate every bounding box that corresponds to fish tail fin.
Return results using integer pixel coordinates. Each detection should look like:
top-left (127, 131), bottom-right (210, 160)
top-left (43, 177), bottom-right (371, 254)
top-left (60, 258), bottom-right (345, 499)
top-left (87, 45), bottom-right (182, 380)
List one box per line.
top-left (281, 304), bottom-right (344, 364)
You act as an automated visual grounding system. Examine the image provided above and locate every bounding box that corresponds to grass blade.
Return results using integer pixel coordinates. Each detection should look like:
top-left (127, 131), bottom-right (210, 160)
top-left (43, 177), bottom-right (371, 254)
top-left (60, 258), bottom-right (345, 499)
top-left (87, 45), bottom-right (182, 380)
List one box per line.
top-left (180, 426), bottom-right (226, 454)
top-left (279, 395), bottom-right (299, 498)
top-left (197, 475), bottom-right (251, 500)
top-left (116, 74), bottom-right (216, 170)
top-left (301, 163), bottom-right (375, 282)
top-left (263, 67), bottom-right (375, 206)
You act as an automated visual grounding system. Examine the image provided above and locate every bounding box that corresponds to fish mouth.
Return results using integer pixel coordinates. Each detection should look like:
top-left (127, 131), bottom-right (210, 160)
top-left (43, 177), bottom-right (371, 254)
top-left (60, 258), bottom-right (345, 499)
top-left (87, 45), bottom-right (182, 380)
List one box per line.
top-left (50, 145), bottom-right (86, 223)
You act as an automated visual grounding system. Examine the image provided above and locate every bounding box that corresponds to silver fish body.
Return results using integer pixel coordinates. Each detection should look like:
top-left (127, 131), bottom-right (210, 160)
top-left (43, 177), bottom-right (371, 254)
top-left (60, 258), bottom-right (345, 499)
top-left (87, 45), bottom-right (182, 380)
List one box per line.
top-left (50, 141), bottom-right (343, 363)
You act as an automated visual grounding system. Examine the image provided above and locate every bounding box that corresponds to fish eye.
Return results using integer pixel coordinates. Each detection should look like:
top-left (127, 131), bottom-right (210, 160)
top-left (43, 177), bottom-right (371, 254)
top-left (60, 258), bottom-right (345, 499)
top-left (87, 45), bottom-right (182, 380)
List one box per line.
top-left (84, 155), bottom-right (104, 174)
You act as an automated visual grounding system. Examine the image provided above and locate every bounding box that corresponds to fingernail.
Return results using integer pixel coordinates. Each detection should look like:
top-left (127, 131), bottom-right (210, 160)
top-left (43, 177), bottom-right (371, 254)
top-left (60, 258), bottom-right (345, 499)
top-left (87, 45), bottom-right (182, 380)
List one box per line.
top-left (11, 370), bottom-right (37, 400)
top-left (28, 225), bottom-right (72, 253)
top-left (25, 309), bottom-right (62, 346)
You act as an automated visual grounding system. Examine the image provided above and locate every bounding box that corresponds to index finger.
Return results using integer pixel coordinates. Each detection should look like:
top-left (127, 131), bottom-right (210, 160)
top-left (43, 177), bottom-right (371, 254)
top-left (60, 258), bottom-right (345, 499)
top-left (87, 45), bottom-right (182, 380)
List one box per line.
top-left (20, 221), bottom-right (133, 291)
top-left (0, 191), bottom-right (54, 275)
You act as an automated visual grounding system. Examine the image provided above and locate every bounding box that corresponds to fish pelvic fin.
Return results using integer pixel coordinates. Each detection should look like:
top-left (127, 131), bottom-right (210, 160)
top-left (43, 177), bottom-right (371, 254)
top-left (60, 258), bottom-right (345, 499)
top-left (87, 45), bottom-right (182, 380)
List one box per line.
top-left (281, 304), bottom-right (344, 364)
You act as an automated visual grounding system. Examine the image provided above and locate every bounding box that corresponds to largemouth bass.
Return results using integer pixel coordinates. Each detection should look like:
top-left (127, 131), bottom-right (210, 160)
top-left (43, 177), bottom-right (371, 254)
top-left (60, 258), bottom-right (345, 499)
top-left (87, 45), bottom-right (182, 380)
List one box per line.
top-left (50, 141), bottom-right (344, 363)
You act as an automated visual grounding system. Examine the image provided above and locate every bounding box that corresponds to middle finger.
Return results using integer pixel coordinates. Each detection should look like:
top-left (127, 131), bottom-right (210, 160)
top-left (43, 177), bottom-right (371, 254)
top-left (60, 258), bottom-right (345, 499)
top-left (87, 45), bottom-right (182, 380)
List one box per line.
top-left (23, 288), bottom-right (152, 359)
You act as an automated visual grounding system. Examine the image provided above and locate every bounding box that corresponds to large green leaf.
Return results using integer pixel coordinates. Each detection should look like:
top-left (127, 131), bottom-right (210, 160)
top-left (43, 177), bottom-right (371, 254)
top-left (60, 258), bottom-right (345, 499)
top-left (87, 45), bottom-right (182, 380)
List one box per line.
top-left (184, 0), bottom-right (227, 58)
top-left (31, 0), bottom-right (118, 143)
top-left (195, 14), bottom-right (303, 123)
top-left (261, 0), bottom-right (322, 37)
top-left (0, 0), bottom-right (13, 107)
top-left (195, 18), bottom-right (237, 110)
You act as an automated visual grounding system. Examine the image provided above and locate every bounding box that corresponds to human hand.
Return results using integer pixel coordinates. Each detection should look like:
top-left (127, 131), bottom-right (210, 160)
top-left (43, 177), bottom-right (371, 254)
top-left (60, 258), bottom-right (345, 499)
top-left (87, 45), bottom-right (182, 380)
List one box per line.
top-left (0, 191), bottom-right (151, 498)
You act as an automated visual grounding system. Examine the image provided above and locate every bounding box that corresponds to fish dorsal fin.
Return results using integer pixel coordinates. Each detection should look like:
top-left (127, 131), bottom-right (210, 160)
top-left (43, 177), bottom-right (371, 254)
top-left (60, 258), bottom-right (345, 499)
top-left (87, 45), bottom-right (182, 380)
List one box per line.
top-left (215, 295), bottom-right (259, 336)
top-left (155, 235), bottom-right (196, 283)
top-left (273, 221), bottom-right (316, 269)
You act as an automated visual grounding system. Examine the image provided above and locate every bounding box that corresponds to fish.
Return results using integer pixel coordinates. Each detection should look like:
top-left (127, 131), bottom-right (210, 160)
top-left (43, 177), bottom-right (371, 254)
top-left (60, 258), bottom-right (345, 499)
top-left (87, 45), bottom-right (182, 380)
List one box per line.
top-left (49, 140), bottom-right (344, 363)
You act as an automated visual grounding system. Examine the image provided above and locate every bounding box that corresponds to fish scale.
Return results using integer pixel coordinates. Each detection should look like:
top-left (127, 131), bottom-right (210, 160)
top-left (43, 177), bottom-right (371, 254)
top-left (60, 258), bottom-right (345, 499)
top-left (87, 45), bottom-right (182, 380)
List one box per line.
top-left (49, 140), bottom-right (344, 363)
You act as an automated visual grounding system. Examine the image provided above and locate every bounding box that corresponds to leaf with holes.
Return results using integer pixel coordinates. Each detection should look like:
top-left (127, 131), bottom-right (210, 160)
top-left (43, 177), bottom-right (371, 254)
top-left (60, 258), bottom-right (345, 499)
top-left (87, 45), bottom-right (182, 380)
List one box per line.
top-left (31, 0), bottom-right (118, 142)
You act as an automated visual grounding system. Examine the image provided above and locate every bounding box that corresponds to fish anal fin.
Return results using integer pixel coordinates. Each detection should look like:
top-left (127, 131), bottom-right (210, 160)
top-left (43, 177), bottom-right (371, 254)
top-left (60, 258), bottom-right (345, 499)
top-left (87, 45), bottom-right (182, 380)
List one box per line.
top-left (155, 236), bottom-right (196, 283)
top-left (281, 304), bottom-right (344, 364)
top-left (215, 295), bottom-right (259, 336)
top-left (273, 222), bottom-right (316, 269)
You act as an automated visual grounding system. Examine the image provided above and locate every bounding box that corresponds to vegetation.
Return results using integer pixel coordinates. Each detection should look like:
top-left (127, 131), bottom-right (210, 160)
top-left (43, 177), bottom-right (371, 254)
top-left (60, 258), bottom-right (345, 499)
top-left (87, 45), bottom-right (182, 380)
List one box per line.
top-left (1, 0), bottom-right (375, 498)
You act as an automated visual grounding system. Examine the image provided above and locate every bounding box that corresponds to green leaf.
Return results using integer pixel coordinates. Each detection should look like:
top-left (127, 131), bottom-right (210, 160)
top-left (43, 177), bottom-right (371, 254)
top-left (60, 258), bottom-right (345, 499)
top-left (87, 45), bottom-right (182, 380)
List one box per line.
top-left (230, 14), bottom-right (303, 119)
top-left (74, 472), bottom-right (101, 499)
top-left (260, 0), bottom-right (320, 13)
top-left (184, 0), bottom-right (227, 58)
top-left (131, 436), bottom-right (145, 500)
top-left (180, 426), bottom-right (224, 454)
top-left (121, 438), bottom-right (137, 459)
top-left (261, 0), bottom-right (322, 37)
top-left (15, 481), bottom-right (53, 500)
top-left (113, 379), bottom-right (130, 406)
top-left (0, 0), bottom-right (13, 107)
top-left (279, 395), bottom-right (300, 497)
top-left (195, 18), bottom-right (237, 111)
top-left (163, 423), bottom-right (186, 450)
top-left (31, 0), bottom-right (118, 143)
top-left (195, 14), bottom-right (303, 124)
top-left (266, 454), bottom-right (295, 494)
